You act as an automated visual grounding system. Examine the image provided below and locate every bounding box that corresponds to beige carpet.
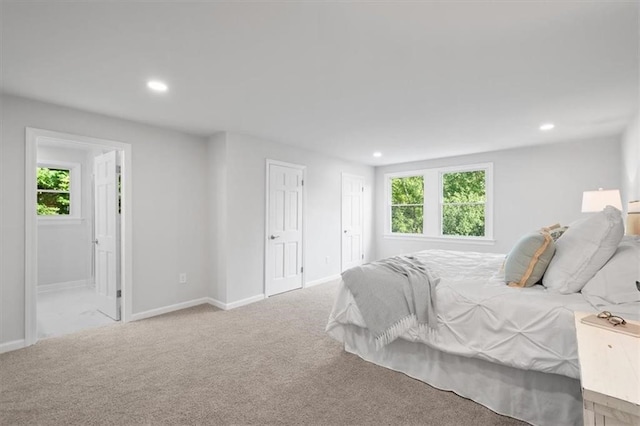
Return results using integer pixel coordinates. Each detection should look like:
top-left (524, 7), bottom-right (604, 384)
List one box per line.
top-left (1, 281), bottom-right (526, 425)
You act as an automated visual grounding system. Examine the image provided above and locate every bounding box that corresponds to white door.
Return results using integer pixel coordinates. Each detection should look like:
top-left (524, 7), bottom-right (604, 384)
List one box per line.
top-left (94, 151), bottom-right (120, 320)
top-left (341, 174), bottom-right (364, 272)
top-left (265, 162), bottom-right (304, 297)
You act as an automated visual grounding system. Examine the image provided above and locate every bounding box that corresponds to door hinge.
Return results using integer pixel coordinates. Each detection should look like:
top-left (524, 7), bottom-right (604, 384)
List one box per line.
top-left (116, 165), bottom-right (121, 173)
top-left (301, 267), bottom-right (304, 273)
top-left (301, 179), bottom-right (304, 186)
top-left (362, 186), bottom-right (364, 192)
top-left (116, 290), bottom-right (122, 298)
top-left (362, 254), bottom-right (364, 259)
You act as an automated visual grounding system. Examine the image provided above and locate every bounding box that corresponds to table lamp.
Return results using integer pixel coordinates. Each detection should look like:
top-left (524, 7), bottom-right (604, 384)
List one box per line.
top-left (581, 188), bottom-right (622, 212)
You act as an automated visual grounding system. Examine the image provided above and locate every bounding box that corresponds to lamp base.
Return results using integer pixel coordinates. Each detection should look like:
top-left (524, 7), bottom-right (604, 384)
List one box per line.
top-left (627, 212), bottom-right (640, 236)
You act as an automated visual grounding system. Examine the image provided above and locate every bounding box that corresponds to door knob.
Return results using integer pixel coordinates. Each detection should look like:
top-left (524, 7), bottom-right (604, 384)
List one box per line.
top-left (343, 230), bottom-right (347, 233)
top-left (270, 235), bottom-right (280, 240)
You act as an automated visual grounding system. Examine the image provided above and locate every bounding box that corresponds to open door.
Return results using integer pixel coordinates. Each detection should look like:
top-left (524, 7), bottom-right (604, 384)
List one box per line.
top-left (94, 151), bottom-right (120, 320)
top-left (341, 174), bottom-right (364, 272)
top-left (265, 161), bottom-right (304, 297)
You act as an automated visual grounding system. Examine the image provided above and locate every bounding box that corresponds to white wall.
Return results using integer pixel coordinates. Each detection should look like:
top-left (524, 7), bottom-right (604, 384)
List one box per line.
top-left (36, 145), bottom-right (95, 286)
top-left (621, 110), bottom-right (640, 209)
top-left (210, 132), bottom-right (375, 305)
top-left (1, 94), bottom-right (210, 344)
top-left (375, 137), bottom-right (622, 258)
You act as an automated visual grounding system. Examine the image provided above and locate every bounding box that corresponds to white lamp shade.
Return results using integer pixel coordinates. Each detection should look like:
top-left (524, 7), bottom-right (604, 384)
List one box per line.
top-left (581, 189), bottom-right (622, 212)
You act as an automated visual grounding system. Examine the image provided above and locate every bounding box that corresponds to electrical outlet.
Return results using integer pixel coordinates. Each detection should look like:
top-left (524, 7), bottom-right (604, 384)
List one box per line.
top-left (179, 273), bottom-right (187, 284)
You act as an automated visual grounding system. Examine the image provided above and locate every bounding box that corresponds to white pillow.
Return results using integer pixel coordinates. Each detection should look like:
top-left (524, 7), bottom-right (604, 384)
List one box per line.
top-left (581, 237), bottom-right (640, 304)
top-left (543, 206), bottom-right (624, 294)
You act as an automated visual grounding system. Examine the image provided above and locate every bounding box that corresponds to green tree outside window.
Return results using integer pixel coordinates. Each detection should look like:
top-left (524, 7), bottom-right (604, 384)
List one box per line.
top-left (37, 167), bottom-right (71, 215)
top-left (391, 176), bottom-right (424, 233)
top-left (441, 170), bottom-right (485, 236)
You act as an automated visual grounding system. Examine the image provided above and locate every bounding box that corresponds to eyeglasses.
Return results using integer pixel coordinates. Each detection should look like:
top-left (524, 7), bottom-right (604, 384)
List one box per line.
top-left (597, 311), bottom-right (627, 326)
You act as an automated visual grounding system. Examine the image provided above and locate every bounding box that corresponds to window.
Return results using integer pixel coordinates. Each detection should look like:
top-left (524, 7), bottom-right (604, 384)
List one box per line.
top-left (36, 162), bottom-right (81, 219)
top-left (385, 163), bottom-right (493, 241)
top-left (441, 170), bottom-right (486, 237)
top-left (391, 176), bottom-right (424, 234)
top-left (37, 167), bottom-right (71, 215)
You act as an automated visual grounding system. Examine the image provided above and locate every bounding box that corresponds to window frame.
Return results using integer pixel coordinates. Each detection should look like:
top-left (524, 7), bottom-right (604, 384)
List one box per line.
top-left (384, 162), bottom-right (494, 243)
top-left (37, 160), bottom-right (82, 224)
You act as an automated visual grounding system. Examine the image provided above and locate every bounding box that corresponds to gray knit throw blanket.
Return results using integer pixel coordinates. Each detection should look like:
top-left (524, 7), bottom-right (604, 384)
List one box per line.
top-left (342, 255), bottom-right (439, 349)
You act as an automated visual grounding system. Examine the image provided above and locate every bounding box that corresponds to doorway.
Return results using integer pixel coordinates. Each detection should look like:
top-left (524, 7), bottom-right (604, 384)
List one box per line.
top-left (25, 128), bottom-right (132, 346)
top-left (341, 173), bottom-right (364, 272)
top-left (35, 141), bottom-right (121, 337)
top-left (264, 160), bottom-right (305, 297)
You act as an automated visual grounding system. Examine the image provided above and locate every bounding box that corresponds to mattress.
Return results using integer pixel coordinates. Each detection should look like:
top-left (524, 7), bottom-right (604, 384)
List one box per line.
top-left (326, 249), bottom-right (598, 379)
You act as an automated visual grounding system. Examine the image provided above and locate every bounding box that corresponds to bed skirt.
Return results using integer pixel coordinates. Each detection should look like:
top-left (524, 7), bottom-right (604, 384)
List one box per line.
top-left (328, 323), bottom-right (583, 426)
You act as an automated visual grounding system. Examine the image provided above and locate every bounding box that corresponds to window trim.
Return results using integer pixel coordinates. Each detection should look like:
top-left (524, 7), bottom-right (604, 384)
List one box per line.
top-left (37, 160), bottom-right (82, 223)
top-left (384, 162), bottom-right (494, 242)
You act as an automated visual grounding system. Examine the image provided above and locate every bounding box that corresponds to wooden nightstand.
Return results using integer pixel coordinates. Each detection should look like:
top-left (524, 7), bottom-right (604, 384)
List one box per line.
top-left (574, 312), bottom-right (640, 426)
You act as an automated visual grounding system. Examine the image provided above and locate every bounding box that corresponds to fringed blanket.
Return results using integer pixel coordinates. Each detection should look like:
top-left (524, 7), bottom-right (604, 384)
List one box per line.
top-left (342, 255), bottom-right (439, 349)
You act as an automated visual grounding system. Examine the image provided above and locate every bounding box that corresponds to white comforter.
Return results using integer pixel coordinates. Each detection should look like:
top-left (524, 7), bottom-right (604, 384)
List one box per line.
top-left (326, 249), bottom-right (598, 379)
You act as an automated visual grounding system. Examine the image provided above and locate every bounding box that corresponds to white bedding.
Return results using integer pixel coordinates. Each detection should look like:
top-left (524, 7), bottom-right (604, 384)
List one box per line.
top-left (327, 249), bottom-right (598, 379)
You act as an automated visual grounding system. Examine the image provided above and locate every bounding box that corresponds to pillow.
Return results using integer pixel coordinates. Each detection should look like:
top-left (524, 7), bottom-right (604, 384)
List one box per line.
top-left (581, 237), bottom-right (640, 304)
top-left (543, 206), bottom-right (624, 294)
top-left (505, 230), bottom-right (555, 288)
top-left (543, 224), bottom-right (569, 242)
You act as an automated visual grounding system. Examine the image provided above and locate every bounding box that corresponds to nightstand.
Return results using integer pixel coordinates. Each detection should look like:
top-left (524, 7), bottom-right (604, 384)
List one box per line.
top-left (574, 312), bottom-right (640, 426)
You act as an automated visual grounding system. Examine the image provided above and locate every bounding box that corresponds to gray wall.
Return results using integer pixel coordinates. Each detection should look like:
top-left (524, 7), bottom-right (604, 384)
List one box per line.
top-left (207, 132), bottom-right (228, 304)
top-left (211, 132), bottom-right (375, 304)
top-left (621, 110), bottom-right (639, 209)
top-left (0, 94), bottom-right (375, 346)
top-left (374, 137), bottom-right (622, 258)
top-left (0, 91), bottom-right (630, 348)
top-left (1, 94), bottom-right (210, 344)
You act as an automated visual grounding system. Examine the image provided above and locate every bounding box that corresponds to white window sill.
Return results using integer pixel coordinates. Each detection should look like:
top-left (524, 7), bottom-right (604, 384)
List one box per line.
top-left (383, 233), bottom-right (496, 245)
top-left (38, 217), bottom-right (85, 226)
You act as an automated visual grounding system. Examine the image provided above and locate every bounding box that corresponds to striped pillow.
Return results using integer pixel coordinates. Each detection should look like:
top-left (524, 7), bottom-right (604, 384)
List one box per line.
top-left (505, 230), bottom-right (556, 288)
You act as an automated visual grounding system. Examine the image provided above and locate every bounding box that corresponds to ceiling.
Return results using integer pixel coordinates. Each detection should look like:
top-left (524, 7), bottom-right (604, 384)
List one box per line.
top-left (2, 1), bottom-right (638, 165)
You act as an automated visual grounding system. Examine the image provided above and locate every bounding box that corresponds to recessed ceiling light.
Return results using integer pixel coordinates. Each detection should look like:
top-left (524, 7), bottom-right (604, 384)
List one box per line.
top-left (373, 152), bottom-right (382, 158)
top-left (539, 123), bottom-right (555, 131)
top-left (147, 80), bottom-right (168, 92)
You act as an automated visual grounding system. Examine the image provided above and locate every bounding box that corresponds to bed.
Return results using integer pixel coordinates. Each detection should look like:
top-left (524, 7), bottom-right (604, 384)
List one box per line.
top-left (326, 209), bottom-right (640, 426)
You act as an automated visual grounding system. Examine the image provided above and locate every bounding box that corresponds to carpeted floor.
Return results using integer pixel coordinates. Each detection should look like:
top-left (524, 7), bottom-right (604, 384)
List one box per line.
top-left (1, 280), bottom-right (526, 425)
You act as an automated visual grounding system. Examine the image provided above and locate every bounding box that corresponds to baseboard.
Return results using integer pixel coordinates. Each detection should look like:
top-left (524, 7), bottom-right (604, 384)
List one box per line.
top-left (38, 279), bottom-right (91, 293)
top-left (207, 294), bottom-right (265, 310)
top-left (130, 297), bottom-right (211, 322)
top-left (208, 277), bottom-right (338, 310)
top-left (0, 339), bottom-right (26, 354)
top-left (207, 298), bottom-right (227, 310)
top-left (305, 274), bottom-right (341, 288)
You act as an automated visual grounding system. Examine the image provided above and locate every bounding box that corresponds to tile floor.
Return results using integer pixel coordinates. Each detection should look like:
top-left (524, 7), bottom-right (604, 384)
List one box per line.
top-left (37, 286), bottom-right (117, 339)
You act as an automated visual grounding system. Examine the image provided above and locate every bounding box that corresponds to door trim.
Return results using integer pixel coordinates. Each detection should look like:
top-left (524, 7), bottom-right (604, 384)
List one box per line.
top-left (341, 173), bottom-right (365, 272)
top-left (264, 159), bottom-right (306, 297)
top-left (24, 128), bottom-right (133, 346)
